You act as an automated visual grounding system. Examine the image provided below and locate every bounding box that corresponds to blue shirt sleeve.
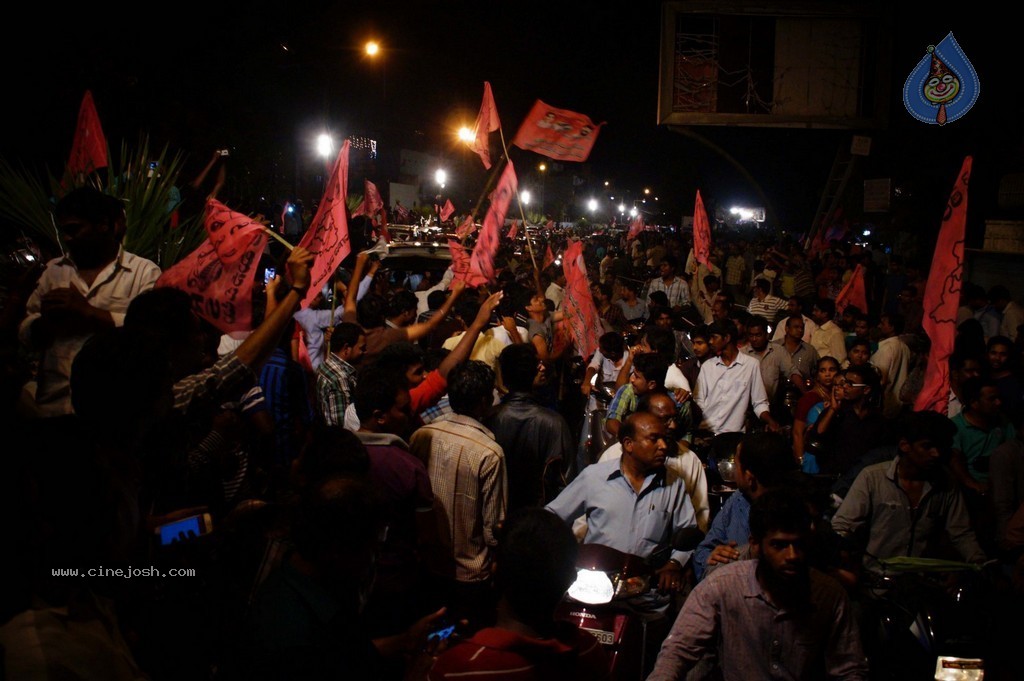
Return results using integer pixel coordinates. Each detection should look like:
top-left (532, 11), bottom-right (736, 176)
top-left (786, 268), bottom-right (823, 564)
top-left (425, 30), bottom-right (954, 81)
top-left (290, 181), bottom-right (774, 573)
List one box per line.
top-left (693, 493), bottom-right (737, 581)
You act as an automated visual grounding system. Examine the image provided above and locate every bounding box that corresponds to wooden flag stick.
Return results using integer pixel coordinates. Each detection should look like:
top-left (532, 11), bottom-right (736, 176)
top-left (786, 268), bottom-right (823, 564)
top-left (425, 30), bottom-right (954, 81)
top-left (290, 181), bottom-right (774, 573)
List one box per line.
top-left (497, 127), bottom-right (541, 293)
top-left (262, 227), bottom-right (295, 251)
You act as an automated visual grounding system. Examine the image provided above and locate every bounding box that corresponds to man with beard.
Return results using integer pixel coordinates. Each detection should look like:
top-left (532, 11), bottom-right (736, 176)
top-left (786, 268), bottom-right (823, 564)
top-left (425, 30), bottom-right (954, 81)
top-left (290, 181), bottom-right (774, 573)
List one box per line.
top-left (649, 489), bottom-right (869, 681)
top-left (20, 187), bottom-right (161, 416)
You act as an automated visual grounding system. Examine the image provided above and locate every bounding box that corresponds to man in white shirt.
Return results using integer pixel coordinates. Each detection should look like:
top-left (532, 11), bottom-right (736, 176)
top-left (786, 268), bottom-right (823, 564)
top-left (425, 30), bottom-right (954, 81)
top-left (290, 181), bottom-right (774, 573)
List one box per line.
top-left (990, 285), bottom-right (1023, 342)
top-left (545, 270), bottom-right (566, 310)
top-left (870, 312), bottom-right (911, 419)
top-left (771, 296), bottom-right (818, 343)
top-left (810, 298), bottom-right (847, 364)
top-left (19, 187), bottom-right (161, 416)
top-left (695, 319), bottom-right (781, 435)
top-left (747, 278), bottom-right (788, 326)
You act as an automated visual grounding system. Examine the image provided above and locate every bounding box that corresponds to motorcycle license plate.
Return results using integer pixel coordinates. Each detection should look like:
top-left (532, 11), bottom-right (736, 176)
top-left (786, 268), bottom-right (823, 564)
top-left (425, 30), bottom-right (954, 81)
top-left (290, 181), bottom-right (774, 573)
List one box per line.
top-left (581, 627), bottom-right (616, 646)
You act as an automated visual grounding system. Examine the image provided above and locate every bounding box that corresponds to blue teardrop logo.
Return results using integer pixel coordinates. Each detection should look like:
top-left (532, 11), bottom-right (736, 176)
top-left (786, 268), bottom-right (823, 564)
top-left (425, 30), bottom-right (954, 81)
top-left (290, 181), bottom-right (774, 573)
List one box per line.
top-left (903, 32), bottom-right (980, 125)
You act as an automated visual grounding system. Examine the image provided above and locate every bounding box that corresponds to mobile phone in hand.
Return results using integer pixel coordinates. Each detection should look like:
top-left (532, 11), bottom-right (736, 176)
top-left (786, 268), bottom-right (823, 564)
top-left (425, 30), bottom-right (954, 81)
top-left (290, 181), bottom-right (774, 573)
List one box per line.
top-left (427, 617), bottom-right (456, 643)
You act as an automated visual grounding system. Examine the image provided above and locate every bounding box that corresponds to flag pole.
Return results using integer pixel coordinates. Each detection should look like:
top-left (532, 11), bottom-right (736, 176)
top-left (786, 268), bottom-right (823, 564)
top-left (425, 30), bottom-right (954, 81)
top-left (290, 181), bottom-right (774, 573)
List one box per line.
top-left (496, 128), bottom-right (541, 293)
top-left (462, 155), bottom-right (508, 246)
top-left (262, 226), bottom-right (295, 251)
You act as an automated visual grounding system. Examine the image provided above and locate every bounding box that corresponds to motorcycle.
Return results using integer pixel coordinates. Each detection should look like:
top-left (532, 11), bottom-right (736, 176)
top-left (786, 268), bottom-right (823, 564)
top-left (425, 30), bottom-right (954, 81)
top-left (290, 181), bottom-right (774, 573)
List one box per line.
top-left (555, 528), bottom-right (705, 681)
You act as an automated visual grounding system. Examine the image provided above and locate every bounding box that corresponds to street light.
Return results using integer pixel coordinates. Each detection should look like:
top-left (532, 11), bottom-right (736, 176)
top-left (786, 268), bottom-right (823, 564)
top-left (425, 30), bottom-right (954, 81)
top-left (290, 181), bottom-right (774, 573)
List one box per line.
top-left (364, 40), bottom-right (380, 57)
top-left (435, 168), bottom-right (447, 189)
top-left (521, 190), bottom-right (531, 206)
top-left (587, 198), bottom-right (598, 212)
top-left (457, 126), bottom-right (474, 143)
top-left (316, 133), bottom-right (333, 158)
top-left (538, 163), bottom-right (547, 215)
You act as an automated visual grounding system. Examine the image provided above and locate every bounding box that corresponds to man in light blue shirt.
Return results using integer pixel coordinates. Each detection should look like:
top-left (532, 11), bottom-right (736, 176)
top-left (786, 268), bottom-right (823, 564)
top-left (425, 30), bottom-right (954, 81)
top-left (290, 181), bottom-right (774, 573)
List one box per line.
top-left (546, 411), bottom-right (697, 595)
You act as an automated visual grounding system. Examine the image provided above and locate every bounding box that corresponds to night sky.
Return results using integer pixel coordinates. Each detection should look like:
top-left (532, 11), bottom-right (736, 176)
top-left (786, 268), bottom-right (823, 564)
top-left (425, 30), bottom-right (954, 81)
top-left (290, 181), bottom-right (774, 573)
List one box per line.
top-left (4, 1), bottom-right (1021, 236)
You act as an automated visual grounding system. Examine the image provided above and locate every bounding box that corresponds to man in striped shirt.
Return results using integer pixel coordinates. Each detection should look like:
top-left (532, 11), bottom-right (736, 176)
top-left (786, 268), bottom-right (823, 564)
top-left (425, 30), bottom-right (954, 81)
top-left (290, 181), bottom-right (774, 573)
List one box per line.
top-left (315, 322), bottom-right (365, 428)
top-left (746, 278), bottom-right (788, 327)
top-left (648, 255), bottom-right (691, 311)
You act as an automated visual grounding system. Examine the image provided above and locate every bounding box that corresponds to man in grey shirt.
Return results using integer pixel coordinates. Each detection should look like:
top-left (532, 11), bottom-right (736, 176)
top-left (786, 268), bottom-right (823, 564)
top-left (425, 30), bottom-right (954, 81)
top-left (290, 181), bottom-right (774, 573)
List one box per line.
top-left (649, 488), bottom-right (868, 681)
top-left (831, 410), bottom-right (987, 569)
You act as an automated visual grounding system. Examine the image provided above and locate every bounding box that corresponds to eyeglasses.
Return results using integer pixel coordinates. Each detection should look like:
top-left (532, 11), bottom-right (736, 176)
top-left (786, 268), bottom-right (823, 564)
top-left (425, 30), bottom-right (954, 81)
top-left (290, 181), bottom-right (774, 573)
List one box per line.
top-left (834, 381), bottom-right (868, 388)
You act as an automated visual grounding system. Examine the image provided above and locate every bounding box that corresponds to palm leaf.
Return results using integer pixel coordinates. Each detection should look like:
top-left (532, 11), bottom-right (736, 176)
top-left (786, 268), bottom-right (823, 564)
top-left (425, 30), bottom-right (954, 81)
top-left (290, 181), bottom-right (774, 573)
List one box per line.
top-left (0, 158), bottom-right (61, 252)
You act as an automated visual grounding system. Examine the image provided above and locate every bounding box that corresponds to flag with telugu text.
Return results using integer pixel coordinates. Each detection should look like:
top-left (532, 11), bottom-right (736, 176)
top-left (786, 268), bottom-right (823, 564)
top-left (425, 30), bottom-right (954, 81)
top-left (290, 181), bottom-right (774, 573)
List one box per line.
top-left (468, 160), bottom-right (517, 285)
top-left (693, 190), bottom-right (712, 270)
top-left (471, 81), bottom-right (501, 169)
top-left (835, 264), bottom-right (868, 316)
top-left (67, 90), bottom-right (108, 179)
top-left (447, 239), bottom-right (481, 287)
top-left (562, 239), bottom-right (601, 359)
top-left (914, 156), bottom-right (972, 414)
top-left (456, 215), bottom-right (477, 240)
top-left (298, 141), bottom-right (351, 308)
top-left (511, 100), bottom-right (604, 162)
top-left (156, 199), bottom-right (267, 334)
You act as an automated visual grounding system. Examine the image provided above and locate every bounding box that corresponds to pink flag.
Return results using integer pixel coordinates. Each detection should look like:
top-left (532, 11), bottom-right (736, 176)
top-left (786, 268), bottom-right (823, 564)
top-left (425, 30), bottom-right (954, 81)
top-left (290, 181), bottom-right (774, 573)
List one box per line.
top-left (156, 199), bottom-right (267, 334)
top-left (915, 157), bottom-right (972, 415)
top-left (835, 264), bottom-right (868, 316)
top-left (507, 220), bottom-right (519, 241)
top-left (352, 180), bottom-right (384, 218)
top-left (469, 161), bottom-right (517, 285)
top-left (511, 100), bottom-right (604, 162)
top-left (456, 215), bottom-right (477, 239)
top-left (627, 214), bottom-right (643, 241)
top-left (394, 201), bottom-right (412, 223)
top-left (447, 239), bottom-right (478, 287)
top-left (562, 240), bottom-right (602, 359)
top-left (693, 190), bottom-right (712, 270)
top-left (67, 90), bottom-right (108, 179)
top-left (470, 81), bottom-right (501, 169)
top-left (542, 244), bottom-right (555, 270)
top-left (298, 141), bottom-right (351, 308)
top-left (440, 199), bottom-right (455, 222)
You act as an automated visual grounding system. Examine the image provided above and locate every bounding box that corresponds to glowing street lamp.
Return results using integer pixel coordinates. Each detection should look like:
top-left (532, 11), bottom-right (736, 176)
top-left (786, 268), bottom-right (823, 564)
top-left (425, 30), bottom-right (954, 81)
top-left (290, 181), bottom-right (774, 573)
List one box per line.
top-left (457, 126), bottom-right (474, 143)
top-left (316, 133), bottom-right (333, 158)
top-left (521, 190), bottom-right (532, 205)
top-left (587, 198), bottom-right (598, 212)
top-left (364, 40), bottom-right (380, 57)
top-left (629, 207), bottom-right (638, 218)
top-left (435, 168), bottom-right (447, 189)
top-left (618, 203), bottom-right (626, 214)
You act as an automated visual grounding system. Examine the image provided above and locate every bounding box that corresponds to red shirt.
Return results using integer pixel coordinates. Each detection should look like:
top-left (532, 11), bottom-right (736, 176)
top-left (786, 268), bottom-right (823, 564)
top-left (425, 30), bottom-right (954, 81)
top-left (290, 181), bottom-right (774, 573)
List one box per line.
top-left (428, 626), bottom-right (609, 681)
top-left (410, 369), bottom-right (447, 414)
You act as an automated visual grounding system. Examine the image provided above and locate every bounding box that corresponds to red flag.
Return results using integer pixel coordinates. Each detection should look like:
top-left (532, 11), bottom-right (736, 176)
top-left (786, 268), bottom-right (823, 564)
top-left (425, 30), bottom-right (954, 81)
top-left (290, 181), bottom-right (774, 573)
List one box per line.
top-left (511, 100), bottom-right (604, 162)
top-left (542, 244), bottom-right (555, 270)
top-left (298, 141), bottom-right (352, 308)
top-left (915, 157), bottom-right (972, 414)
top-left (352, 180), bottom-right (383, 218)
top-left (835, 264), bottom-right (868, 316)
top-left (470, 81), bottom-right (501, 169)
top-left (507, 220), bottom-right (519, 241)
top-left (456, 215), bottom-right (477, 239)
top-left (693, 190), bottom-right (713, 270)
top-left (440, 199), bottom-right (455, 222)
top-left (469, 161), bottom-right (517, 285)
top-left (156, 199), bottom-right (267, 334)
top-left (394, 201), bottom-right (412, 223)
top-left (562, 240), bottom-right (602, 359)
top-left (627, 214), bottom-right (643, 241)
top-left (67, 90), bottom-right (108, 179)
top-left (447, 239), bottom-right (479, 287)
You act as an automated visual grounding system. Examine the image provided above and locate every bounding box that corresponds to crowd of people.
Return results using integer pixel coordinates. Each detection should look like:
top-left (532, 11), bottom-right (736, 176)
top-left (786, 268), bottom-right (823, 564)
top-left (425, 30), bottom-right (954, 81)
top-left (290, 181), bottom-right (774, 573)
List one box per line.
top-left (1, 185), bottom-right (1023, 679)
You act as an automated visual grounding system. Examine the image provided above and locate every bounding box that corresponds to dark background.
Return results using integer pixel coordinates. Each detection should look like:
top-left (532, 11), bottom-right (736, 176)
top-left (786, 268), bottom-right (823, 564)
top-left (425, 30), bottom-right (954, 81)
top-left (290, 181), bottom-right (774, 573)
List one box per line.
top-left (3, 1), bottom-right (1021, 239)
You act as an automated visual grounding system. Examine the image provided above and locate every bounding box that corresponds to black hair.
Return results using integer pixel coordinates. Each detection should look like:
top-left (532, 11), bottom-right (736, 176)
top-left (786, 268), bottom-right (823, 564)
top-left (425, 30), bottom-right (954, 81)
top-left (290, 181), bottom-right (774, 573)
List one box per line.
top-left (648, 291), bottom-right (670, 307)
top-left (988, 285), bottom-right (1010, 302)
top-left (290, 476), bottom-right (385, 565)
top-left (448, 360), bottom-right (495, 415)
top-left (386, 290), bottom-right (419, 318)
top-left (353, 363), bottom-right (406, 423)
top-left (848, 337), bottom-right (872, 354)
top-left (599, 331), bottom-right (624, 355)
top-left (814, 298), bottom-right (836, 319)
top-left (632, 352), bottom-right (673, 388)
top-left (499, 343), bottom-right (539, 393)
top-left (899, 410), bottom-right (958, 453)
top-left (689, 324), bottom-right (711, 342)
top-left (427, 289), bottom-right (448, 311)
top-left (987, 335), bottom-right (1014, 352)
top-left (328, 322), bottom-right (365, 353)
top-left (881, 312), bottom-right (906, 335)
top-left (54, 186), bottom-right (125, 227)
top-left (357, 293), bottom-right (388, 329)
top-left (737, 432), bottom-right (798, 487)
top-left (749, 487), bottom-right (813, 542)
top-left (295, 423), bottom-right (371, 484)
top-left (961, 375), bottom-right (998, 411)
top-left (376, 342), bottom-right (425, 372)
top-left (642, 326), bottom-right (676, 355)
top-left (842, 364), bottom-right (880, 395)
top-left (124, 287), bottom-right (196, 347)
top-left (454, 296), bottom-right (482, 325)
top-left (746, 315), bottom-right (769, 332)
top-left (753, 278), bottom-right (772, 294)
top-left (618, 278), bottom-right (640, 294)
top-left (495, 509), bottom-right (578, 628)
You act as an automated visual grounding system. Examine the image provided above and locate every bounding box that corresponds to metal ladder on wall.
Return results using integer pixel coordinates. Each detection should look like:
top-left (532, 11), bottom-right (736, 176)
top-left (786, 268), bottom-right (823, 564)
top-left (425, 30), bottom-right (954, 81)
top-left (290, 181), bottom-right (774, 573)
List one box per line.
top-left (806, 148), bottom-right (858, 248)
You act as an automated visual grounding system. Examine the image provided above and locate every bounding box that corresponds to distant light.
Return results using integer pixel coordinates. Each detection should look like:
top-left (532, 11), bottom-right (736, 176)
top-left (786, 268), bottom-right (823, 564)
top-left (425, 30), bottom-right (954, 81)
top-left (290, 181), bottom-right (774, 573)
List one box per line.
top-left (521, 190), bottom-right (531, 205)
top-left (630, 207), bottom-right (638, 217)
top-left (432, 241), bottom-right (439, 247)
top-left (604, 181), bottom-right (610, 187)
top-left (365, 41), bottom-right (380, 57)
top-left (862, 229), bottom-right (872, 236)
top-left (457, 126), bottom-right (474, 142)
top-left (618, 203), bottom-right (626, 213)
top-left (316, 133), bottom-right (333, 158)
top-left (280, 43), bottom-right (289, 52)
top-left (435, 168), bottom-right (447, 186)
top-left (414, 241), bottom-right (422, 246)
top-left (730, 206), bottom-right (755, 221)
top-left (644, 188), bottom-right (651, 195)
top-left (538, 163), bottom-right (547, 172)
top-left (286, 205), bottom-right (294, 214)
top-left (587, 198), bottom-right (598, 212)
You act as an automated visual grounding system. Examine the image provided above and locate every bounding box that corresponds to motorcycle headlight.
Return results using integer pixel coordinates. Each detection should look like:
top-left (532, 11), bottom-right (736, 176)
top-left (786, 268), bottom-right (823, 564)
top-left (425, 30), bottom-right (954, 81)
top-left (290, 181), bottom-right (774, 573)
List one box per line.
top-left (567, 568), bottom-right (614, 604)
